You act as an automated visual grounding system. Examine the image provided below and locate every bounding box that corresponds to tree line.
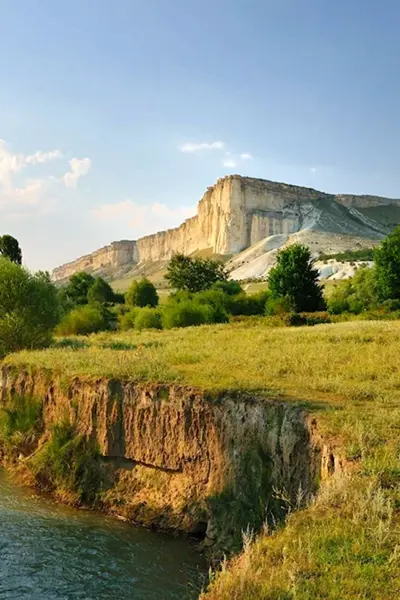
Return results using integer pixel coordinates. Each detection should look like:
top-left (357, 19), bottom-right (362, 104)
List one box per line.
top-left (3, 225), bottom-right (400, 356)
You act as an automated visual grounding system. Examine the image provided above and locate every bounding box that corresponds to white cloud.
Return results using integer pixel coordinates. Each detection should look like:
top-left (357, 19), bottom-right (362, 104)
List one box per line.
top-left (240, 153), bottom-right (253, 160)
top-left (0, 140), bottom-right (62, 187)
top-left (63, 157), bottom-right (92, 188)
top-left (25, 149), bottom-right (63, 165)
top-left (310, 167), bottom-right (317, 173)
top-left (223, 159), bottom-right (237, 168)
top-left (92, 199), bottom-right (196, 237)
top-left (178, 141), bottom-right (225, 153)
top-left (0, 140), bottom-right (90, 216)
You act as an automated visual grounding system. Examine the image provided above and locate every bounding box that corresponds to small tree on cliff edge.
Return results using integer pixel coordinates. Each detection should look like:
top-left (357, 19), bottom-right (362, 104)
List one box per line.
top-left (0, 234), bottom-right (22, 264)
top-left (267, 244), bottom-right (325, 313)
top-left (166, 253), bottom-right (228, 293)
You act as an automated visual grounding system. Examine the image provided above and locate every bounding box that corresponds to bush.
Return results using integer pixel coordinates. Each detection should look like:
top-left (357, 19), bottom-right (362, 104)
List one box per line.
top-left (30, 421), bottom-right (103, 504)
top-left (265, 295), bottom-right (294, 316)
top-left (229, 290), bottom-right (270, 316)
top-left (212, 280), bottom-right (243, 296)
top-left (0, 259), bottom-right (60, 357)
top-left (298, 311), bottom-right (331, 326)
top-left (56, 305), bottom-right (107, 335)
top-left (126, 278), bottom-right (159, 307)
top-left (134, 307), bottom-right (162, 330)
top-left (162, 300), bottom-right (212, 329)
top-left (0, 395), bottom-right (43, 456)
top-left (327, 267), bottom-right (378, 315)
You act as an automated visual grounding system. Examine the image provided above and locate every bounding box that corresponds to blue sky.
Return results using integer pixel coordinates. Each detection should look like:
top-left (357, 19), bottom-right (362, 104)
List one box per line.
top-left (1, 0), bottom-right (400, 271)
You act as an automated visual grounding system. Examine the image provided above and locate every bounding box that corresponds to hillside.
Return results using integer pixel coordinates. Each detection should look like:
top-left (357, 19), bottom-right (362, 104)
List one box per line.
top-left (52, 175), bottom-right (400, 284)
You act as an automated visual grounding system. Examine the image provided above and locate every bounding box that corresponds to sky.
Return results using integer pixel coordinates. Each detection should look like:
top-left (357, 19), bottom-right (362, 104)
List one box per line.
top-left (1, 0), bottom-right (400, 271)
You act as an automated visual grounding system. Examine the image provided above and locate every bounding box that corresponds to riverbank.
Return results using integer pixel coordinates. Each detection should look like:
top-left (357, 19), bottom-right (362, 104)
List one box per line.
top-left (2, 320), bottom-right (400, 598)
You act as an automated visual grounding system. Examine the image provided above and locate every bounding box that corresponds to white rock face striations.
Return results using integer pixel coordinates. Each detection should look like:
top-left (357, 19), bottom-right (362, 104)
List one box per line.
top-left (52, 175), bottom-right (400, 282)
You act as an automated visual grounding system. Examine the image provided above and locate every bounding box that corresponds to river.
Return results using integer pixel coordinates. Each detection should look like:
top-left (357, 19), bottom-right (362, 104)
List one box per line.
top-left (0, 470), bottom-right (206, 599)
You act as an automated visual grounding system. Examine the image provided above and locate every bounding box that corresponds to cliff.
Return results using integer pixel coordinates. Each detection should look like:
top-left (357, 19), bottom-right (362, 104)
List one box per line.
top-left (52, 175), bottom-right (400, 282)
top-left (0, 366), bottom-right (339, 553)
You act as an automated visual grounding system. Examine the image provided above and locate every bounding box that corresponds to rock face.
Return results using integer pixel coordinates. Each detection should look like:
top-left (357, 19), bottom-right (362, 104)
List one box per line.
top-left (0, 366), bottom-right (335, 552)
top-left (52, 175), bottom-right (400, 282)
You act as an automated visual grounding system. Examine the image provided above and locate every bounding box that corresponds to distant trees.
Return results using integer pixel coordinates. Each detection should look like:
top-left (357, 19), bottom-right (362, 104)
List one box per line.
top-left (0, 258), bottom-right (59, 357)
top-left (126, 278), bottom-right (159, 307)
top-left (375, 226), bottom-right (400, 301)
top-left (62, 272), bottom-right (96, 306)
top-left (0, 235), bottom-right (22, 265)
top-left (87, 277), bottom-right (115, 305)
top-left (166, 253), bottom-right (228, 293)
top-left (267, 244), bottom-right (325, 313)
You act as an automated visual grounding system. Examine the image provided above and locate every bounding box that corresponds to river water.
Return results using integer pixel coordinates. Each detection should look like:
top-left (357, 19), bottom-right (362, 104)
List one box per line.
top-left (0, 470), bottom-right (206, 599)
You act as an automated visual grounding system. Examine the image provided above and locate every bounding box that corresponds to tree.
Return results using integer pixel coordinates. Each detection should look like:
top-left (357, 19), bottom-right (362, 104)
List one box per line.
top-left (126, 278), bottom-right (159, 307)
top-left (0, 234), bottom-right (22, 264)
top-left (165, 253), bottom-right (228, 293)
top-left (375, 226), bottom-right (400, 301)
top-left (0, 258), bottom-right (59, 357)
top-left (267, 244), bottom-right (325, 313)
top-left (63, 272), bottom-right (96, 306)
top-left (87, 277), bottom-right (115, 304)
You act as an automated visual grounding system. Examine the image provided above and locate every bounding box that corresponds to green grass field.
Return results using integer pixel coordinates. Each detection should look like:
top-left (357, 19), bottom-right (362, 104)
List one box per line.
top-left (4, 320), bottom-right (400, 599)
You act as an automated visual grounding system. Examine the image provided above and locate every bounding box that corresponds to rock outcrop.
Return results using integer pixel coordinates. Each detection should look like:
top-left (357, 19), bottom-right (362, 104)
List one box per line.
top-left (52, 175), bottom-right (400, 282)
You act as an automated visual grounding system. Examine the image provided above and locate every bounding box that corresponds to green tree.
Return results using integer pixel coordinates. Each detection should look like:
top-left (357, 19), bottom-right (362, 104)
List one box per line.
top-left (87, 277), bottom-right (115, 304)
top-left (165, 253), bottom-right (228, 293)
top-left (268, 244), bottom-right (325, 312)
top-left (375, 226), bottom-right (400, 301)
top-left (0, 234), bottom-right (22, 264)
top-left (126, 278), bottom-right (159, 307)
top-left (63, 272), bottom-right (95, 305)
top-left (0, 258), bottom-right (59, 357)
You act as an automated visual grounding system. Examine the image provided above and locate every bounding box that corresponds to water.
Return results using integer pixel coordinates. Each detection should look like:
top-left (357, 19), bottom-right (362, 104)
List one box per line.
top-left (0, 471), bottom-right (206, 599)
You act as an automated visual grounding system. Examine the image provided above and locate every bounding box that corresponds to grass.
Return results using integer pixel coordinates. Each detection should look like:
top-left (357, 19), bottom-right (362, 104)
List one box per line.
top-left (3, 319), bottom-right (400, 598)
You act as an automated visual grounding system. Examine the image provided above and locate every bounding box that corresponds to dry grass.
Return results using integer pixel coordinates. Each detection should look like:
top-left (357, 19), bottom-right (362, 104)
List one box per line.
top-left (4, 319), bottom-right (400, 599)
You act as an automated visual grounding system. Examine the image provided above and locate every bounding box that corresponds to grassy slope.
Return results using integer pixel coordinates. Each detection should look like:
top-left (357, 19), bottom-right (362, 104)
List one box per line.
top-left (4, 320), bottom-right (400, 598)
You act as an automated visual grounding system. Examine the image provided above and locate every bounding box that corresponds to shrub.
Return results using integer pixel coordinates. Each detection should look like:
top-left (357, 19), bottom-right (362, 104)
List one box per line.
top-left (118, 307), bottom-right (139, 330)
top-left (126, 278), bottom-right (159, 307)
top-left (134, 307), bottom-right (162, 330)
top-left (229, 291), bottom-right (270, 316)
top-left (268, 244), bottom-right (325, 312)
top-left (30, 421), bottom-right (103, 504)
top-left (0, 259), bottom-right (60, 357)
top-left (0, 395), bottom-right (43, 455)
top-left (212, 280), bottom-right (243, 296)
top-left (265, 294), bottom-right (294, 316)
top-left (56, 305), bottom-right (107, 335)
top-left (298, 311), bottom-right (331, 326)
top-left (327, 267), bottom-right (378, 315)
top-left (162, 300), bottom-right (211, 329)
